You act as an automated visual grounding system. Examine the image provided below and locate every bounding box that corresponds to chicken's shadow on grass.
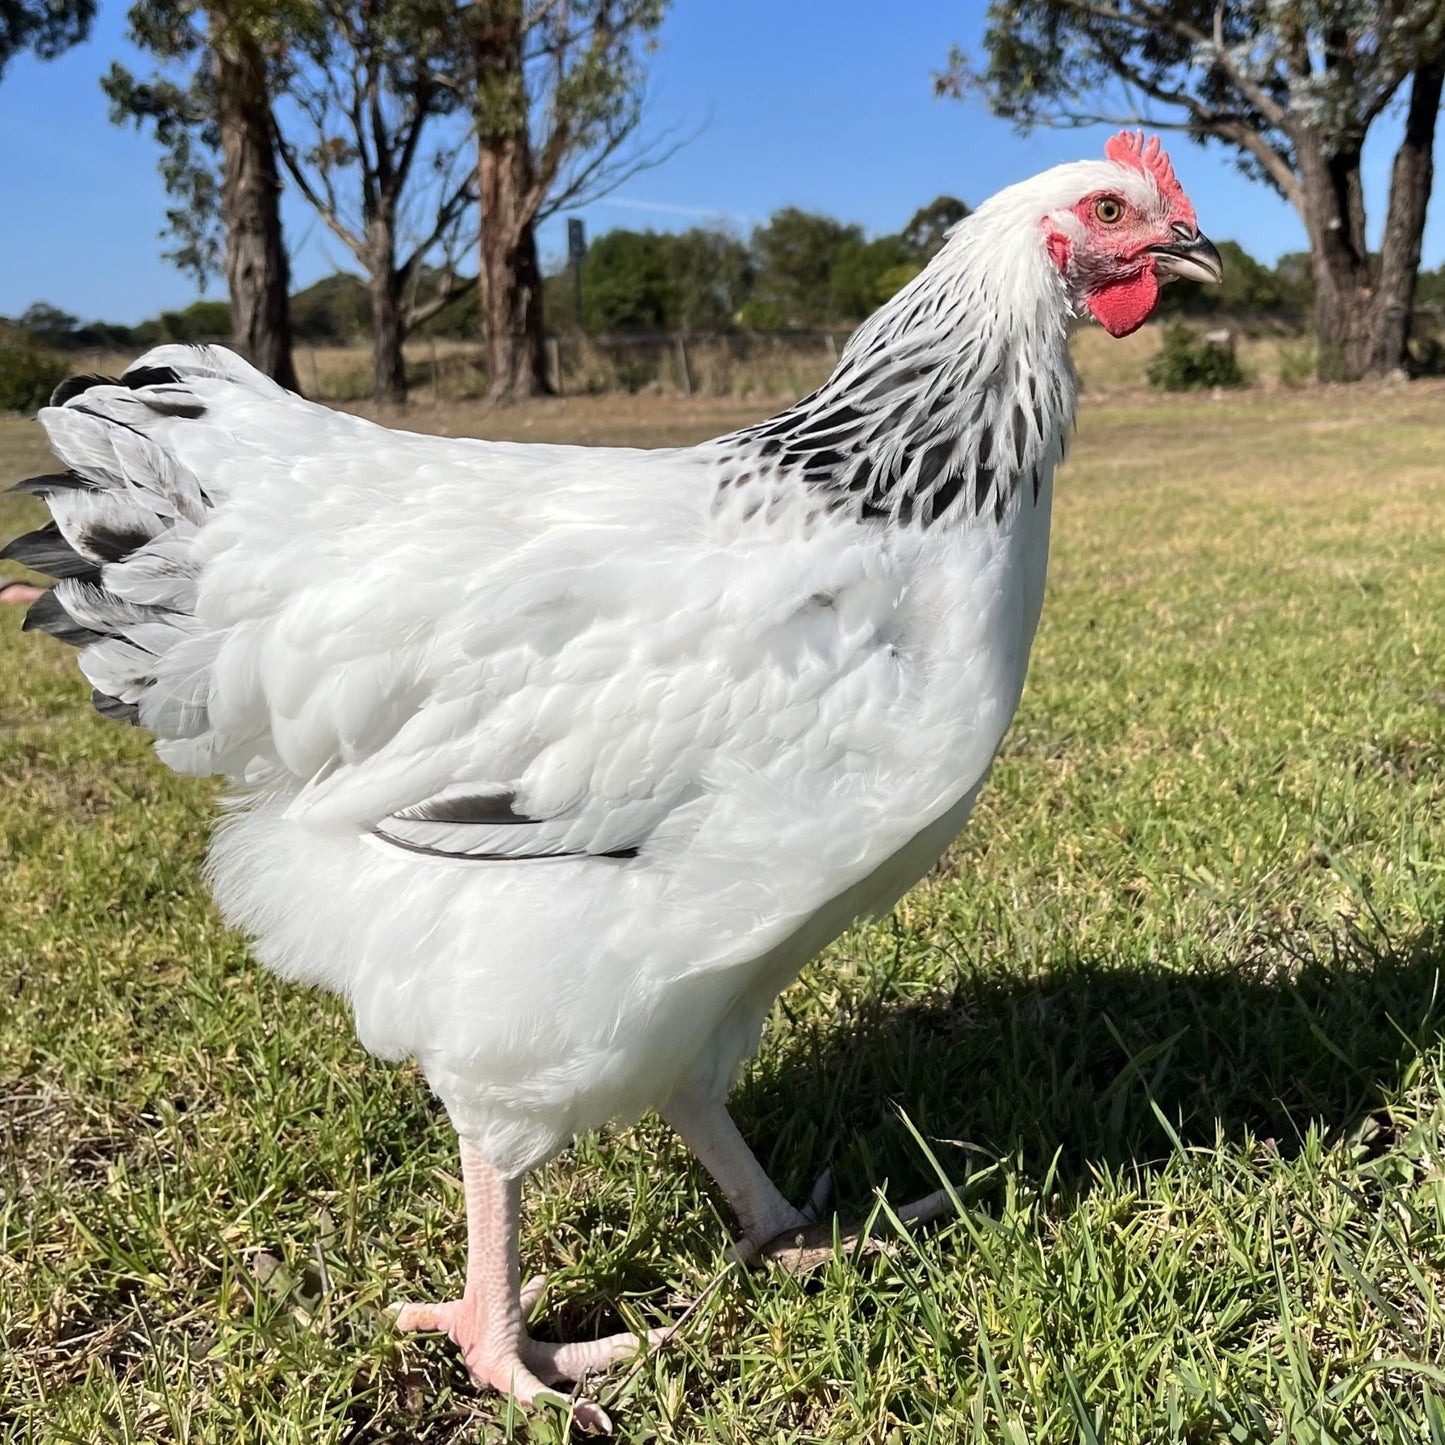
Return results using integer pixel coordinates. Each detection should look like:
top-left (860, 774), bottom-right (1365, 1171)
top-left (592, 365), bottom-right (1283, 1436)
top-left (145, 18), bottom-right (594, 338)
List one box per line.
top-left (730, 922), bottom-right (1445, 1212)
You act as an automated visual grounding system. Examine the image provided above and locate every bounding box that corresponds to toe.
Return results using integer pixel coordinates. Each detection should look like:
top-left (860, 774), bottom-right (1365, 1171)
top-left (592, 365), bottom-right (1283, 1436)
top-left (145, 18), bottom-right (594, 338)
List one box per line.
top-left (479, 1351), bottom-right (613, 1434)
top-left (519, 1273), bottom-right (547, 1316)
top-left (892, 1187), bottom-right (958, 1226)
top-left (804, 1168), bottom-right (834, 1221)
top-left (525, 1323), bottom-right (668, 1383)
top-left (572, 1397), bottom-right (614, 1434)
top-left (391, 1299), bottom-right (457, 1333)
top-left (729, 1208), bottom-right (809, 1266)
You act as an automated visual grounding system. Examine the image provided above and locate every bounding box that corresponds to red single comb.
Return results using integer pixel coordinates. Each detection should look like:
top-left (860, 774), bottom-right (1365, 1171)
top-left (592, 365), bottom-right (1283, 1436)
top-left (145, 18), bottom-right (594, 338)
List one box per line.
top-left (1105, 130), bottom-right (1192, 217)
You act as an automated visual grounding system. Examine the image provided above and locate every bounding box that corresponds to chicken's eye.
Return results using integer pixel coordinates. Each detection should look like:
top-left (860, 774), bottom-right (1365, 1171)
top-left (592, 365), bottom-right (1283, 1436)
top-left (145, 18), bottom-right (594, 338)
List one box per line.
top-left (1094, 197), bottom-right (1125, 225)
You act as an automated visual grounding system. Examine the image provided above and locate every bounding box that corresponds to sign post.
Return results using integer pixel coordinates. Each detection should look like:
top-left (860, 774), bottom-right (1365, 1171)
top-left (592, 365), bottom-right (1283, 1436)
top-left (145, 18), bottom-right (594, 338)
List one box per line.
top-left (567, 218), bottom-right (587, 326)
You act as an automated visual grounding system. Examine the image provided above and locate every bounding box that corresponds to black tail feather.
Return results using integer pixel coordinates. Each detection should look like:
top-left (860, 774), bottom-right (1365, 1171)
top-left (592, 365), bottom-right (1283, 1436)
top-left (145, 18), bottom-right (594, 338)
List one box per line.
top-left (91, 688), bottom-right (140, 724)
top-left (10, 471), bottom-right (97, 497)
top-left (120, 365), bottom-right (185, 389)
top-left (50, 373), bottom-right (121, 407)
top-left (22, 589), bottom-right (106, 648)
top-left (0, 522), bottom-right (101, 582)
top-left (21, 352), bottom-right (221, 740)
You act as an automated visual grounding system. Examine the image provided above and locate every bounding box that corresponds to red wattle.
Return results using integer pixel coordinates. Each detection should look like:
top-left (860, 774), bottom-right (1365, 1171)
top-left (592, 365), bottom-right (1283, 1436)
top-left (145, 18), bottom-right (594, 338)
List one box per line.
top-left (1086, 267), bottom-right (1160, 337)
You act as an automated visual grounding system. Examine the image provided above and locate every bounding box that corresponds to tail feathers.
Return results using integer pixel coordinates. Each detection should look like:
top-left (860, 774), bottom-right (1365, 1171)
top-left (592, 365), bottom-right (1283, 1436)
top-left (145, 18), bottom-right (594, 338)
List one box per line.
top-left (121, 343), bottom-right (291, 398)
top-left (0, 521), bottom-right (101, 581)
top-left (7, 350), bottom-right (239, 744)
top-left (22, 589), bottom-right (106, 647)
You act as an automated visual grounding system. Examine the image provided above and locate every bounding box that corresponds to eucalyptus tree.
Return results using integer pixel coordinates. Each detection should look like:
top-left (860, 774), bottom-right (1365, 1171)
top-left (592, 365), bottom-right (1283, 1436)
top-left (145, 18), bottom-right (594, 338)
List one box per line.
top-left (945, 1), bottom-right (1445, 379)
top-left (106, 0), bottom-right (300, 389)
top-left (1, 0), bottom-right (94, 78)
top-left (469, 0), bottom-right (673, 402)
top-left (271, 0), bottom-right (477, 402)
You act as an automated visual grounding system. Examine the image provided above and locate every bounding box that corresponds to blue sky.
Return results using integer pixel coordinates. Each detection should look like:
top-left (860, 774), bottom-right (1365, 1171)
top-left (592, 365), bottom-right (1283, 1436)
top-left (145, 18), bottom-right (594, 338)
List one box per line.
top-left (1, 0), bottom-right (1439, 325)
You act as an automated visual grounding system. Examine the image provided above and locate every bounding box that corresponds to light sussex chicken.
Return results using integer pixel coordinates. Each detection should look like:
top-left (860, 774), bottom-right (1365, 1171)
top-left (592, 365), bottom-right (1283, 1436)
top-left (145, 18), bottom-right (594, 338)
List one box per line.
top-left (9, 133), bottom-right (1218, 1428)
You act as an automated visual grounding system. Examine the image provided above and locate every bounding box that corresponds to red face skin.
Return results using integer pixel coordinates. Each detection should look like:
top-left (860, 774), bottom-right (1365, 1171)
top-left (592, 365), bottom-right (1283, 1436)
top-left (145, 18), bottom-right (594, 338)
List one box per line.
top-left (1047, 188), bottom-right (1200, 338)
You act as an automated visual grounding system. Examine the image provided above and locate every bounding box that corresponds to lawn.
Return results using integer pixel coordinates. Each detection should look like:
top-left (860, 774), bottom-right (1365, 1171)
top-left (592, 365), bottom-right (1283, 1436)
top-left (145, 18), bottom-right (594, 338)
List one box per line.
top-left (4, 379), bottom-right (1445, 1442)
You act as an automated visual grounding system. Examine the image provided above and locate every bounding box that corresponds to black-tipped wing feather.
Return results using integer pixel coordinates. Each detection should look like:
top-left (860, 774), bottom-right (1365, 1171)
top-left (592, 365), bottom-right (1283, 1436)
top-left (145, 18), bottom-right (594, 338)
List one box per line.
top-left (375, 790), bottom-right (642, 861)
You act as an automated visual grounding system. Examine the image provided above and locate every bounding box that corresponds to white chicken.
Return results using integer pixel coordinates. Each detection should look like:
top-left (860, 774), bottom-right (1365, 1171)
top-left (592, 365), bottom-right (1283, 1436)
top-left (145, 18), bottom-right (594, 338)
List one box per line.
top-left (9, 132), bottom-right (1218, 1428)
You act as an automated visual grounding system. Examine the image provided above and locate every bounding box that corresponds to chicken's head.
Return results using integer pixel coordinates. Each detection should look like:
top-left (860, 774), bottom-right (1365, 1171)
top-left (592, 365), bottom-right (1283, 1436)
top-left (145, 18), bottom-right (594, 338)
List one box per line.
top-left (1043, 131), bottom-right (1222, 338)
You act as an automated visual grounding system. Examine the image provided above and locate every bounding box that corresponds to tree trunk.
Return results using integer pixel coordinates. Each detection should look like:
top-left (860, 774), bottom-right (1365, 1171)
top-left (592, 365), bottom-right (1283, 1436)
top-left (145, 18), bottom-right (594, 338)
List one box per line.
top-left (478, 157), bottom-right (548, 403)
top-left (1365, 59), bottom-right (1445, 377)
top-left (1295, 59), bottom-right (1445, 383)
top-left (367, 212), bottom-right (407, 405)
top-left (475, 0), bottom-right (550, 404)
top-left (211, 18), bottom-right (299, 392)
top-left (370, 273), bottom-right (407, 404)
top-left (1295, 129), bottom-right (1375, 381)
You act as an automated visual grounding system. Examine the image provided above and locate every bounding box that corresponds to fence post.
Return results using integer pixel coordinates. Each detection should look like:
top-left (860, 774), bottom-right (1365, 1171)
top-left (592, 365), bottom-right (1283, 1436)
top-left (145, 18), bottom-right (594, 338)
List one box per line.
top-left (430, 339), bottom-right (440, 405)
top-left (674, 335), bottom-right (693, 395)
top-left (825, 333), bottom-right (838, 362)
top-left (548, 337), bottom-right (564, 396)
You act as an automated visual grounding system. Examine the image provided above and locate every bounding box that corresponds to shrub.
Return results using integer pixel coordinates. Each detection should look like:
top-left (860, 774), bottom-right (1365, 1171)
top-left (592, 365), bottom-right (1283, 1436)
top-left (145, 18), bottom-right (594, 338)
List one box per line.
top-left (1277, 338), bottom-right (1317, 388)
top-left (158, 299), bottom-right (231, 342)
top-left (0, 340), bottom-right (66, 413)
top-left (1407, 329), bottom-right (1445, 377)
top-left (1146, 320), bottom-right (1247, 391)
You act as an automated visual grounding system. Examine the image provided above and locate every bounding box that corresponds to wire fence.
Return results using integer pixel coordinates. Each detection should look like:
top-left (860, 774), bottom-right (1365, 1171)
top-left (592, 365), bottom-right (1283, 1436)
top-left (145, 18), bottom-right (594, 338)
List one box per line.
top-left (292, 329), bottom-right (855, 403)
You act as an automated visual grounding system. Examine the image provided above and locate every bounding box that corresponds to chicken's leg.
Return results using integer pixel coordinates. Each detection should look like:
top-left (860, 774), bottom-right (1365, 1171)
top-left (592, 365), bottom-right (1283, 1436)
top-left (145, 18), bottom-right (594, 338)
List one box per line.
top-left (393, 1138), bottom-right (665, 1433)
top-left (661, 1088), bottom-right (829, 1257)
top-left (663, 1087), bottom-right (960, 1269)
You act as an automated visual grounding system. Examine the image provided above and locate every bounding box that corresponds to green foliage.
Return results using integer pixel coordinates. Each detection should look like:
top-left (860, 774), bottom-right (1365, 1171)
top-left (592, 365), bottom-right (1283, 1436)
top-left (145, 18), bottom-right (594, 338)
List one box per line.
top-left (11, 301), bottom-right (138, 352)
top-left (829, 234), bottom-right (919, 317)
top-left (950, 1), bottom-right (1444, 197)
top-left (575, 226), bottom-right (755, 334)
top-left (1408, 336), bottom-right (1442, 375)
top-left (900, 194), bottom-right (969, 259)
top-left (16, 301), bottom-right (81, 348)
top-left (1277, 337), bottom-right (1318, 387)
top-left (421, 281), bottom-right (480, 339)
top-left (0, 0), bottom-right (94, 80)
top-left (1147, 320), bottom-right (1248, 391)
top-left (580, 229), bottom-right (675, 332)
top-left (0, 339), bottom-right (65, 412)
top-left (1158, 239), bottom-right (1301, 318)
top-left (664, 227), bottom-right (754, 332)
top-left (102, 3), bottom-right (222, 290)
top-left (1274, 251), bottom-right (1315, 313)
top-left (8, 296), bottom-right (226, 353)
top-left (157, 298), bottom-right (231, 341)
top-left (1416, 262), bottom-right (1445, 309)
top-left (748, 207), bottom-right (865, 326)
top-left (290, 272), bottom-right (371, 343)
top-left (563, 205), bottom-right (1335, 342)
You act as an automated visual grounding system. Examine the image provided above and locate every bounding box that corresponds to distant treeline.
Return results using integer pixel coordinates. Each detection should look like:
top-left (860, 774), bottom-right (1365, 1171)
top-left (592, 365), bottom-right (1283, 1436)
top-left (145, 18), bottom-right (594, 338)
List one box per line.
top-left (13, 203), bottom-right (1445, 356)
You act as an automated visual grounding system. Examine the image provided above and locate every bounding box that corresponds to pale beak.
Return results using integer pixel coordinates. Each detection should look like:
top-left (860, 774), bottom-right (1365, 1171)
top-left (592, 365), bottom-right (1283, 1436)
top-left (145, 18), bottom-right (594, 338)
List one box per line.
top-left (1150, 223), bottom-right (1224, 285)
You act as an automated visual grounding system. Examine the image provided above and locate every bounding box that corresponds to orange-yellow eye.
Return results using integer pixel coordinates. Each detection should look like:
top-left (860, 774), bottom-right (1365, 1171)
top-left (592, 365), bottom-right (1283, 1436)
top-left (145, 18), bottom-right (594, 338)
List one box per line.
top-left (1094, 197), bottom-right (1125, 224)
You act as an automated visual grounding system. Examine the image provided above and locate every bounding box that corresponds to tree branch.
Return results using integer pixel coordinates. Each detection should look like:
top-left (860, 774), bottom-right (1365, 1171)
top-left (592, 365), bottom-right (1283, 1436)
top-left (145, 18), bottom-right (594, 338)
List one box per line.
top-left (1045, 0), bottom-right (1291, 133)
top-left (273, 121), bottom-right (368, 264)
top-left (1059, 7), bottom-right (1303, 208)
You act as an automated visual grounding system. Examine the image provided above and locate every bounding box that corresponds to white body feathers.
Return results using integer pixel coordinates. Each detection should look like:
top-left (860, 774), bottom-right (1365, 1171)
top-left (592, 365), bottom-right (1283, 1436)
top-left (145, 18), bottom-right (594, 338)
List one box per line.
top-left (19, 162), bottom-right (1119, 1175)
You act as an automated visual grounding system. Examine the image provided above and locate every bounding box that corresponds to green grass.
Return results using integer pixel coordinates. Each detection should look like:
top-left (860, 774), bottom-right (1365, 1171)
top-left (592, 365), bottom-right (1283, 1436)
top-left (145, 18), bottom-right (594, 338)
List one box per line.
top-left (4, 384), bottom-right (1445, 1441)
